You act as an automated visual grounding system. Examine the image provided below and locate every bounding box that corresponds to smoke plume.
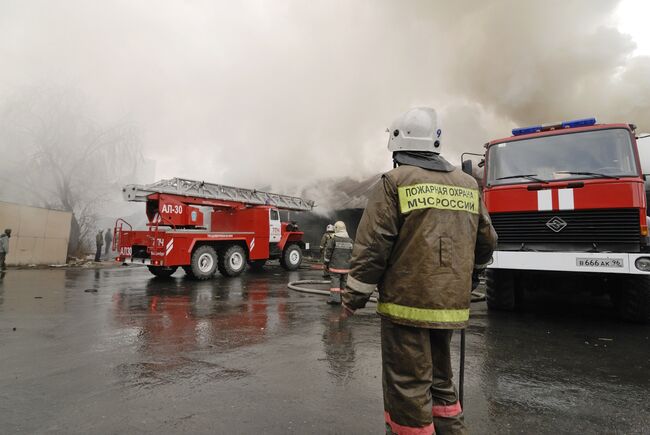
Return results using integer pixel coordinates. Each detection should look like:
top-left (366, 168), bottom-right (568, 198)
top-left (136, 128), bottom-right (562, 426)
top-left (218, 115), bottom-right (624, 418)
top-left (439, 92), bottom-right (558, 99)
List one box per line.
top-left (0, 0), bottom-right (648, 210)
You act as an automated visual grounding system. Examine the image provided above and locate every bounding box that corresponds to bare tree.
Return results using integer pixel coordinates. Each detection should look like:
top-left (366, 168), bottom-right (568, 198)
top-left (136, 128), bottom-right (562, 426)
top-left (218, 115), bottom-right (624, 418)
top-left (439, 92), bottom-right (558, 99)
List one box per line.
top-left (0, 87), bottom-right (144, 256)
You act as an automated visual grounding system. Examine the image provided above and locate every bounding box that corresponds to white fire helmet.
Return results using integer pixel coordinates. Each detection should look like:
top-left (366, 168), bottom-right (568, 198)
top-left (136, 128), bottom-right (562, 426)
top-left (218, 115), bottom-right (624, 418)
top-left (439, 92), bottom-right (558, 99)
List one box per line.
top-left (326, 224), bottom-right (334, 232)
top-left (387, 107), bottom-right (442, 153)
top-left (334, 221), bottom-right (346, 232)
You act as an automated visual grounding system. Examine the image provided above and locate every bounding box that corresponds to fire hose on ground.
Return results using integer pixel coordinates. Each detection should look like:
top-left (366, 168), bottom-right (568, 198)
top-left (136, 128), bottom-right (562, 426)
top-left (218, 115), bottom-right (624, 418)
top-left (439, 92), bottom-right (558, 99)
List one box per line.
top-left (286, 279), bottom-right (487, 407)
top-left (287, 279), bottom-right (486, 303)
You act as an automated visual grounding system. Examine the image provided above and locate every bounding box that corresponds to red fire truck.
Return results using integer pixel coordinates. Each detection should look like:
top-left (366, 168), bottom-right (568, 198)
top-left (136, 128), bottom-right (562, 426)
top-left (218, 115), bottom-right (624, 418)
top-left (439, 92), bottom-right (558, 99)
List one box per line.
top-left (113, 178), bottom-right (314, 279)
top-left (464, 118), bottom-right (650, 322)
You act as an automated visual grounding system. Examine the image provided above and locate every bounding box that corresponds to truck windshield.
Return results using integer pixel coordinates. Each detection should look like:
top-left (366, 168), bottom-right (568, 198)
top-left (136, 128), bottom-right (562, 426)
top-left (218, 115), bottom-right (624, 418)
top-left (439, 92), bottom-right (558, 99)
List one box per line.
top-left (487, 128), bottom-right (637, 185)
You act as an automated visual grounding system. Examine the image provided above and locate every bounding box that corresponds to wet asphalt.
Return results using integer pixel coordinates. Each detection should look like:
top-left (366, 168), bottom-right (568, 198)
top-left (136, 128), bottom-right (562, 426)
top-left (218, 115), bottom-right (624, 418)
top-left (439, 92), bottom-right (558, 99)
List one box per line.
top-left (0, 265), bottom-right (648, 435)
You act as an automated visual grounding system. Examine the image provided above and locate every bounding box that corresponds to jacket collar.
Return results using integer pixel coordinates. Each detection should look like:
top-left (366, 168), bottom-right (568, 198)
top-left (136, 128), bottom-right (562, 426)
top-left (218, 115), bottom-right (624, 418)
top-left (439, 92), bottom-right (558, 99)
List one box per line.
top-left (393, 152), bottom-right (455, 172)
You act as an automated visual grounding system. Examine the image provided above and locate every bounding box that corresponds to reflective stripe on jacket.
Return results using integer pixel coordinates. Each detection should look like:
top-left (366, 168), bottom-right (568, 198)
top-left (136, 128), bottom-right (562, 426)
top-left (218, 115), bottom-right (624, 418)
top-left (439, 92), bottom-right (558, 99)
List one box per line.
top-left (343, 164), bottom-right (497, 329)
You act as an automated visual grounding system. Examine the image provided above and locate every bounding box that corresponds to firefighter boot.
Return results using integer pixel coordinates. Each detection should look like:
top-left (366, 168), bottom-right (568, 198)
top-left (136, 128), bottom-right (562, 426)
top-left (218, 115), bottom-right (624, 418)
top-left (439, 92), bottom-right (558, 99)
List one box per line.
top-left (327, 290), bottom-right (342, 305)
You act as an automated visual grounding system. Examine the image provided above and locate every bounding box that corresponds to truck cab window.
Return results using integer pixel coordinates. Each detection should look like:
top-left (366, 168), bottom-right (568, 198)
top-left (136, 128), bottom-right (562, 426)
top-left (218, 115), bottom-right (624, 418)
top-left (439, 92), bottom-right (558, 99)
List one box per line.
top-left (487, 128), bottom-right (637, 185)
top-left (270, 209), bottom-right (280, 221)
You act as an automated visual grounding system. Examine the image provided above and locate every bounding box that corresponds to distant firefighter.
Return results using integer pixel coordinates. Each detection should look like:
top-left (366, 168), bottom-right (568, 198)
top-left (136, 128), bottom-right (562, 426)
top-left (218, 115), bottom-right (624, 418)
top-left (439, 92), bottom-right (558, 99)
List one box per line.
top-left (0, 228), bottom-right (12, 274)
top-left (324, 221), bottom-right (354, 305)
top-left (104, 228), bottom-right (113, 257)
top-left (319, 224), bottom-right (335, 278)
top-left (95, 230), bottom-right (104, 262)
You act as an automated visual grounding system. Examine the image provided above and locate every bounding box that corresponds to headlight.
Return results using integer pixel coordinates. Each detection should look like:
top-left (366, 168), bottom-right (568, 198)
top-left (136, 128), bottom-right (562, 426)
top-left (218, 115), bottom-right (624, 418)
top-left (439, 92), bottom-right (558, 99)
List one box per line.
top-left (635, 257), bottom-right (650, 271)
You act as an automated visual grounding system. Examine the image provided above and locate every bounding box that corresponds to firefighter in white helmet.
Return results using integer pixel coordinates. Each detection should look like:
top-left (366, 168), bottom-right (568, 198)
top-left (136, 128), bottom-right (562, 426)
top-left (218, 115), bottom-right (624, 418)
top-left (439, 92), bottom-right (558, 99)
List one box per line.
top-left (340, 107), bottom-right (496, 434)
top-left (324, 221), bottom-right (354, 304)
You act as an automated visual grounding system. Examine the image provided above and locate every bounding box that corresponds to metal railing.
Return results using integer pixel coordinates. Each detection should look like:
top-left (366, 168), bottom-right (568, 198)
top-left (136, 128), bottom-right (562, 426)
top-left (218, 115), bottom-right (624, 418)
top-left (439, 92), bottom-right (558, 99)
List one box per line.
top-left (113, 218), bottom-right (132, 252)
top-left (148, 214), bottom-right (176, 255)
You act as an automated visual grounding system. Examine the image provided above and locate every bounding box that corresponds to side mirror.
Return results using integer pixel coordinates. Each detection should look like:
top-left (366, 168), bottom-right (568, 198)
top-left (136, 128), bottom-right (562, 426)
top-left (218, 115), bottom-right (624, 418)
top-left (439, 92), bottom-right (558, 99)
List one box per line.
top-left (462, 159), bottom-right (473, 176)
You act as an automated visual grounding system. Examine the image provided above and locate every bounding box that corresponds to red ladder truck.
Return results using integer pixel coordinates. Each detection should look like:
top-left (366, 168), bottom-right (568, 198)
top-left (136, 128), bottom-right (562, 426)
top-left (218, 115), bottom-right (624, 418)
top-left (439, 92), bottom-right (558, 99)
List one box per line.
top-left (113, 178), bottom-right (314, 279)
top-left (463, 118), bottom-right (650, 322)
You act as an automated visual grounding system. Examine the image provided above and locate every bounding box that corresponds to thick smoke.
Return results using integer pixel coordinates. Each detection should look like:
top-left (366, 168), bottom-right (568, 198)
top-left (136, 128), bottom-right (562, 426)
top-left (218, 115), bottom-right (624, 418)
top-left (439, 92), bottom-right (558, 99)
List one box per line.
top-left (440, 1), bottom-right (650, 133)
top-left (0, 0), bottom-right (648, 210)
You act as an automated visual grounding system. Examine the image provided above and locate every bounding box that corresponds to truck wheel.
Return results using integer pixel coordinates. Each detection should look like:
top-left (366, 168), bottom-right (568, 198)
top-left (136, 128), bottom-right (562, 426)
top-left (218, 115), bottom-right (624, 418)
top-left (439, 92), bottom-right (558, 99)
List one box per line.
top-left (147, 266), bottom-right (178, 278)
top-left (280, 244), bottom-right (302, 271)
top-left (249, 260), bottom-right (267, 272)
top-left (190, 245), bottom-right (218, 280)
top-left (486, 269), bottom-right (516, 311)
top-left (613, 276), bottom-right (650, 323)
top-left (182, 266), bottom-right (196, 279)
top-left (218, 245), bottom-right (247, 277)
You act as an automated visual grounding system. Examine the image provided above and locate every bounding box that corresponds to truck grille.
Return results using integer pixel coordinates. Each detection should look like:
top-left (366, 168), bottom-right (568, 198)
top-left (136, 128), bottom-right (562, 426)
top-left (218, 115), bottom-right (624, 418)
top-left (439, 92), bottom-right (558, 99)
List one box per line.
top-left (491, 209), bottom-right (640, 246)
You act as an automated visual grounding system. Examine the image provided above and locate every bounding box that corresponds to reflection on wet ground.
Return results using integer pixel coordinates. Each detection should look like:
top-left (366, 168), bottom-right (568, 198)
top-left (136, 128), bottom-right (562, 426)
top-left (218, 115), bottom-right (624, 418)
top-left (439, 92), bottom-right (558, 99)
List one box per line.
top-left (111, 274), bottom-right (293, 388)
top-left (0, 266), bottom-right (648, 434)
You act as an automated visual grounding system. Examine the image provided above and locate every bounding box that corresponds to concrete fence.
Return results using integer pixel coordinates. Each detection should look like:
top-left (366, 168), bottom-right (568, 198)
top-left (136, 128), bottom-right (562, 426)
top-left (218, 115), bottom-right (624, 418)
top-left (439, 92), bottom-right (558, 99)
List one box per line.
top-left (0, 201), bottom-right (72, 265)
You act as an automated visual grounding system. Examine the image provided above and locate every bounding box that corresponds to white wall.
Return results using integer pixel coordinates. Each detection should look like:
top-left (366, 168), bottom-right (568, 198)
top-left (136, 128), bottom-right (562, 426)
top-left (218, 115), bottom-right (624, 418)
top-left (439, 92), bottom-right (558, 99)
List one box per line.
top-left (0, 201), bottom-right (72, 265)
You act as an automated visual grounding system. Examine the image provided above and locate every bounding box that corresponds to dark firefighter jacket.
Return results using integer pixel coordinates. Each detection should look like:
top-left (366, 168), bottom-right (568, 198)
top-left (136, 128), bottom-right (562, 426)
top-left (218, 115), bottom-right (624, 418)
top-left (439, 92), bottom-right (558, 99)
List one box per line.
top-left (343, 164), bottom-right (497, 329)
top-left (0, 234), bottom-right (9, 254)
top-left (96, 233), bottom-right (103, 247)
top-left (324, 234), bottom-right (354, 273)
top-left (320, 232), bottom-right (334, 255)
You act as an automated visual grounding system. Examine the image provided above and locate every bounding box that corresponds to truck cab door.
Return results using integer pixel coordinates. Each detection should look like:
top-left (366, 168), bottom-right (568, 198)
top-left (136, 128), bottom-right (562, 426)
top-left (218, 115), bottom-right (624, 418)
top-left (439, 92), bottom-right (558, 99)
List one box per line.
top-left (269, 208), bottom-right (281, 243)
top-left (636, 136), bottom-right (650, 216)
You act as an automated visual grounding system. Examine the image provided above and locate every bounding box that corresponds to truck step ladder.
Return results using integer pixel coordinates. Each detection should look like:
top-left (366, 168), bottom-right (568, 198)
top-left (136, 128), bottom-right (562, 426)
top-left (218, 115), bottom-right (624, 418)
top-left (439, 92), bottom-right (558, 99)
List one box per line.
top-left (122, 178), bottom-right (314, 211)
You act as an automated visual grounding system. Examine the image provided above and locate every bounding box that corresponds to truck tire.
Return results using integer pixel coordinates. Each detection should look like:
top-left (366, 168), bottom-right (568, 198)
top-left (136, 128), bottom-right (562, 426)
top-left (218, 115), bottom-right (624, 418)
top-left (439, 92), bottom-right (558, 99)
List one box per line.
top-left (280, 244), bottom-right (302, 271)
top-left (248, 260), bottom-right (267, 272)
top-left (182, 266), bottom-right (196, 279)
top-left (613, 276), bottom-right (650, 323)
top-left (190, 245), bottom-right (218, 280)
top-left (486, 269), bottom-right (516, 311)
top-left (218, 245), bottom-right (247, 277)
top-left (147, 266), bottom-right (178, 278)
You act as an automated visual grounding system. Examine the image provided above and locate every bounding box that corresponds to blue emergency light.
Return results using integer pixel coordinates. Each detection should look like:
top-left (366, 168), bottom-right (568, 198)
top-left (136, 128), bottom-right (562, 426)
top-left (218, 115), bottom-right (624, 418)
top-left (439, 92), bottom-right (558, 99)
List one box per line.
top-left (561, 117), bottom-right (596, 128)
top-left (512, 117), bottom-right (596, 136)
top-left (511, 125), bottom-right (542, 136)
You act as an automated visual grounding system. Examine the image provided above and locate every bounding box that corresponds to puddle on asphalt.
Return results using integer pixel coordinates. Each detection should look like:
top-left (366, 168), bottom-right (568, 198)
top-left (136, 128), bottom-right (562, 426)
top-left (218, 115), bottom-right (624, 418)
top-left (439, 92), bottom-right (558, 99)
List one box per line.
top-left (109, 273), bottom-right (300, 386)
top-left (0, 270), bottom-right (67, 314)
top-left (115, 358), bottom-right (250, 389)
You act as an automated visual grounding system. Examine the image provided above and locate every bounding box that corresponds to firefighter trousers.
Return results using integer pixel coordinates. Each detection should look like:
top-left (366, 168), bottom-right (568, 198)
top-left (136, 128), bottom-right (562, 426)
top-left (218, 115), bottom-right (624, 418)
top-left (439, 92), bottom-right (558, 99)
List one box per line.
top-left (381, 318), bottom-right (467, 435)
top-left (321, 253), bottom-right (331, 278)
top-left (328, 273), bottom-right (347, 303)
